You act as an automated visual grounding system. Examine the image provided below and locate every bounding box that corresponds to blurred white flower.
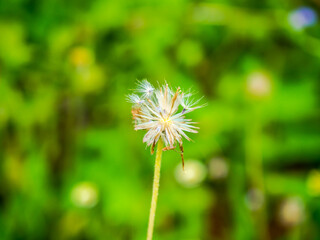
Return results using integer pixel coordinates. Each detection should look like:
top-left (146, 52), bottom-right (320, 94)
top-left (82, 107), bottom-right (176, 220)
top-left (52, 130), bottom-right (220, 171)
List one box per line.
top-left (71, 182), bottom-right (99, 208)
top-left (208, 157), bottom-right (229, 180)
top-left (279, 197), bottom-right (305, 227)
top-left (175, 160), bottom-right (207, 188)
top-left (246, 71), bottom-right (272, 98)
top-left (245, 188), bottom-right (264, 211)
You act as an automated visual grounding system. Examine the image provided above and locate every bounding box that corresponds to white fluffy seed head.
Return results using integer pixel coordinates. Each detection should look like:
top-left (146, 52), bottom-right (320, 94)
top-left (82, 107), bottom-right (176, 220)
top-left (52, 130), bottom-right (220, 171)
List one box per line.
top-left (127, 80), bottom-right (204, 150)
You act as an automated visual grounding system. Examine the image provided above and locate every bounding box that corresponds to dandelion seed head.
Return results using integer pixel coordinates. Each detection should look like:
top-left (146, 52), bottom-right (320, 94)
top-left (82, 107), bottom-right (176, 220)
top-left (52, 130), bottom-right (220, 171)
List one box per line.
top-left (128, 80), bottom-right (204, 150)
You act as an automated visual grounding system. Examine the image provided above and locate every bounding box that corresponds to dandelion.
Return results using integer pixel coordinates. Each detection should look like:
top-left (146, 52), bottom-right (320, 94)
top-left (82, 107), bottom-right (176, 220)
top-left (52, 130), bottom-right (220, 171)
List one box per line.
top-left (127, 80), bottom-right (204, 240)
top-left (129, 80), bottom-right (204, 165)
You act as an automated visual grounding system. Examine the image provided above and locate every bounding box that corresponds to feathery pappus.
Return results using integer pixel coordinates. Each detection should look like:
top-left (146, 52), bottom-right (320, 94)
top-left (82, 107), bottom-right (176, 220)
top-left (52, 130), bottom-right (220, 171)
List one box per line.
top-left (127, 79), bottom-right (205, 168)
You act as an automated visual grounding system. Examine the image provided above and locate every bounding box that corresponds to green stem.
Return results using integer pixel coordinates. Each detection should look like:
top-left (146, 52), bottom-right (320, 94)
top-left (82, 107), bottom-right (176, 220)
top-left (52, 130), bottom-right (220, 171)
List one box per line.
top-left (147, 139), bottom-right (164, 240)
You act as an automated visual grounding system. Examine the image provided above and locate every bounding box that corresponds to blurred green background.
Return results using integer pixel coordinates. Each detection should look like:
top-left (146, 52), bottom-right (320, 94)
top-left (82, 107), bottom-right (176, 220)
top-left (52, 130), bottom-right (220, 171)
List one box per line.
top-left (0, 0), bottom-right (320, 239)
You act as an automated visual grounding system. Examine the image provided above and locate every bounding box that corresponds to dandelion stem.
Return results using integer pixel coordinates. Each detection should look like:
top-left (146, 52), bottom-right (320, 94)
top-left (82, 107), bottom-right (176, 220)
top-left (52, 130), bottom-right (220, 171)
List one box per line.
top-left (147, 139), bottom-right (164, 240)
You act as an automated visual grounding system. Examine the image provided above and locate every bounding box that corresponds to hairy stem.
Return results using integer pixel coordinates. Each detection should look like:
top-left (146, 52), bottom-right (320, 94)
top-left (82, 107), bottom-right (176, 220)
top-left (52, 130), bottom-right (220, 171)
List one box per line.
top-left (147, 139), bottom-right (164, 240)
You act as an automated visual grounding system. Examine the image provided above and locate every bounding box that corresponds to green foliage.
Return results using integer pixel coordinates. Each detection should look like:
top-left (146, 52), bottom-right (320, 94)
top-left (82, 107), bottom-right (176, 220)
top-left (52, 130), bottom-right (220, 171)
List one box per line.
top-left (0, 0), bottom-right (319, 239)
